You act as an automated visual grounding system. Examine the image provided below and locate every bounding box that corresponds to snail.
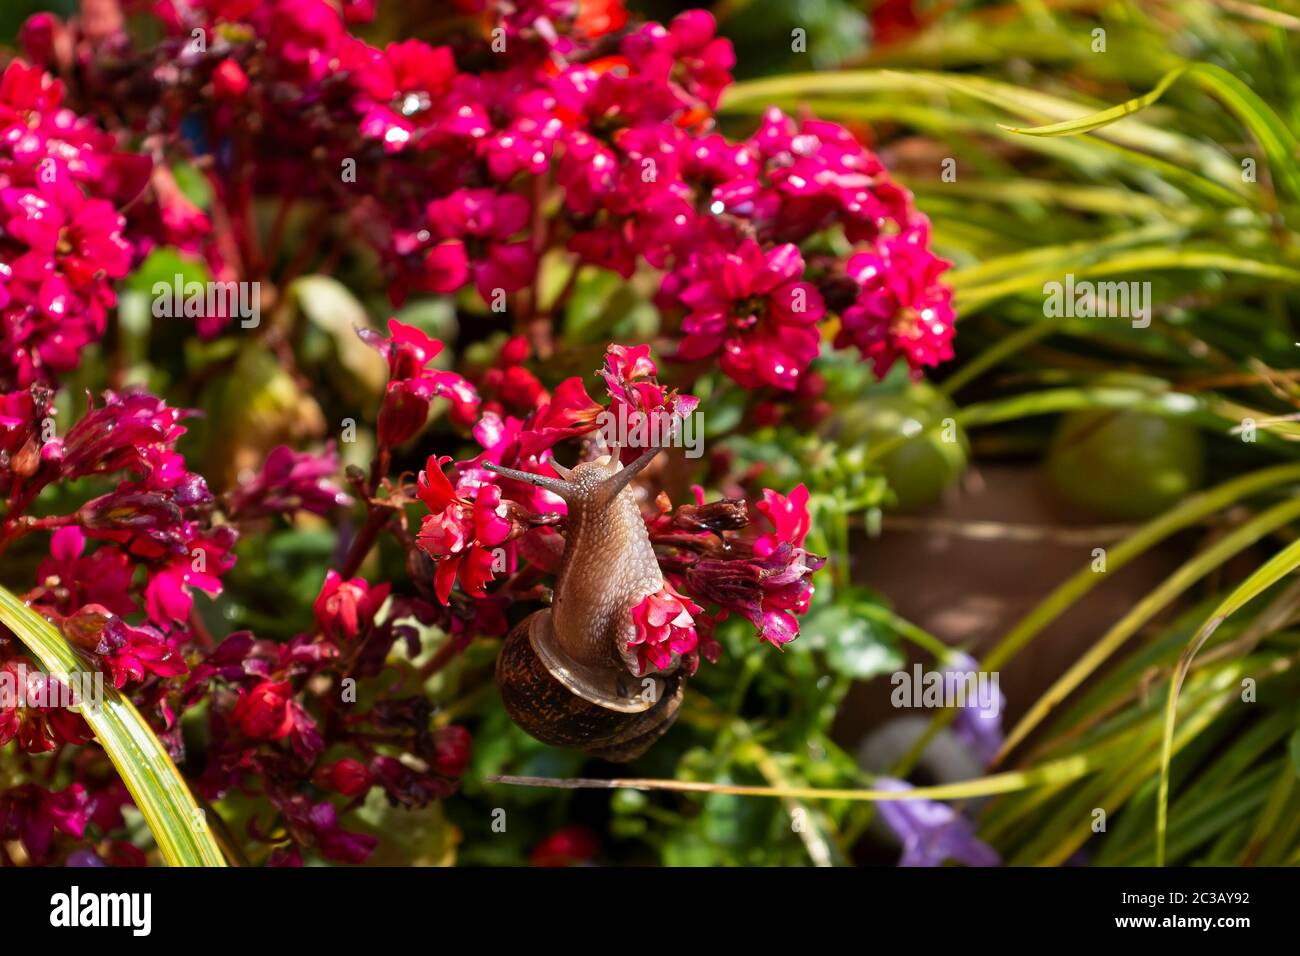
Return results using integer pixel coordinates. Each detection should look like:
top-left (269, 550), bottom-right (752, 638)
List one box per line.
top-left (482, 447), bottom-right (683, 762)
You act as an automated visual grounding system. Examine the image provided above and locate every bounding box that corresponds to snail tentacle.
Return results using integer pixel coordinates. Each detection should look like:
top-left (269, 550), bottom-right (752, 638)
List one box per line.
top-left (481, 461), bottom-right (574, 500)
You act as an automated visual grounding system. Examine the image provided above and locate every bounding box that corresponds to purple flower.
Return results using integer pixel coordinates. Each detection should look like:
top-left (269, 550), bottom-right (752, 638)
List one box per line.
top-left (874, 778), bottom-right (1000, 867)
top-left (228, 443), bottom-right (353, 520)
top-left (943, 652), bottom-right (1005, 766)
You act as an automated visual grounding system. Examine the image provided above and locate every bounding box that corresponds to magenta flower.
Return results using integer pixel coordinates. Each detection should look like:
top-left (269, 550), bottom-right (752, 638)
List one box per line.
top-left (33, 527), bottom-right (136, 618)
top-left (628, 582), bottom-right (703, 674)
top-left (755, 484), bottom-right (812, 556)
top-left (0, 783), bottom-right (89, 864)
top-left (679, 483), bottom-right (823, 648)
top-left (313, 570), bottom-right (391, 642)
top-left (622, 10), bottom-right (736, 113)
top-left (835, 219), bottom-right (957, 379)
top-left (350, 38), bottom-right (457, 153)
top-left (142, 526), bottom-right (237, 626)
top-left (278, 797), bottom-right (377, 864)
top-left (600, 343), bottom-right (698, 420)
top-left (62, 606), bottom-right (188, 688)
top-left (44, 391), bottom-right (188, 481)
top-left (0, 657), bottom-right (94, 752)
top-left (266, 0), bottom-right (347, 84)
top-left (425, 188), bottom-right (536, 299)
top-left (675, 240), bottom-right (825, 390)
top-left (228, 444), bottom-right (353, 520)
top-left (415, 455), bottom-right (519, 604)
top-left (361, 320), bottom-right (480, 447)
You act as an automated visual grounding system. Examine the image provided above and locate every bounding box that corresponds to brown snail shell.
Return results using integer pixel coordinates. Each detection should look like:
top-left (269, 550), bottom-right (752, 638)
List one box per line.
top-left (497, 610), bottom-right (683, 762)
top-left (485, 448), bottom-right (686, 761)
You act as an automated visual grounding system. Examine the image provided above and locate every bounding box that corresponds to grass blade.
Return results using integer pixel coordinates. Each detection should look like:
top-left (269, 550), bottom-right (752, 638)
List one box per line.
top-left (1156, 535), bottom-right (1300, 864)
top-left (1001, 64), bottom-right (1300, 200)
top-left (0, 584), bottom-right (227, 867)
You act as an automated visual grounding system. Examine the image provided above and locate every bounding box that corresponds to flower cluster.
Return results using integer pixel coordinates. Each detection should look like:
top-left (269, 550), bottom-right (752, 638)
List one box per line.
top-left (411, 334), bottom-right (822, 669)
top-left (0, 380), bottom-right (414, 864)
top-left (28, 0), bottom-right (953, 397)
top-left (0, 52), bottom-right (217, 388)
top-left (0, 61), bottom-right (135, 387)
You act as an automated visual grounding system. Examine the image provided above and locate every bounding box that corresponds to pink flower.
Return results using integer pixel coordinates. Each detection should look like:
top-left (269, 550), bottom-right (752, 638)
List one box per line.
top-left (415, 456), bottom-right (520, 603)
top-left (33, 527), bottom-right (136, 617)
top-left (674, 240), bottom-right (824, 391)
top-left (755, 484), bottom-right (812, 556)
top-left (0, 658), bottom-right (92, 753)
top-left (425, 189), bottom-right (536, 300)
top-left (62, 607), bottom-right (189, 688)
top-left (266, 0), bottom-right (346, 84)
top-left (597, 343), bottom-right (700, 462)
top-left (44, 390), bottom-right (189, 481)
top-left (313, 570), bottom-right (391, 642)
top-left (277, 797), bottom-right (377, 864)
top-left (678, 484), bottom-right (823, 649)
top-left (360, 320), bottom-right (480, 446)
top-left (0, 783), bottom-right (89, 864)
top-left (628, 582), bottom-right (703, 674)
top-left (622, 11), bottom-right (735, 113)
top-left (142, 526), bottom-right (237, 626)
top-left (834, 219), bottom-right (957, 379)
top-left (212, 59), bottom-right (250, 100)
top-left (229, 444), bottom-right (352, 519)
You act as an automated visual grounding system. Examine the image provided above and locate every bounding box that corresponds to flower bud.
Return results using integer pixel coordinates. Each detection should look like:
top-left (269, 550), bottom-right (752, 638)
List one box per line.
top-left (430, 725), bottom-right (471, 777)
top-left (212, 59), bottom-right (250, 100)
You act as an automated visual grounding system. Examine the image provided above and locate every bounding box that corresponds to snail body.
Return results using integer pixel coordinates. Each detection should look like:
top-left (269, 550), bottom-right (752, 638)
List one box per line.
top-left (485, 449), bottom-right (683, 761)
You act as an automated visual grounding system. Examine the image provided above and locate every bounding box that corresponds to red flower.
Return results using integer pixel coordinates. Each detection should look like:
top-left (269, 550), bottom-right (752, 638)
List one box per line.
top-left (212, 59), bottom-right (250, 100)
top-left (231, 680), bottom-right (296, 740)
top-left (415, 456), bottom-right (522, 604)
top-left (531, 825), bottom-right (599, 867)
top-left (430, 725), bottom-right (472, 777)
top-left (360, 320), bottom-right (479, 447)
top-left (317, 759), bottom-right (374, 798)
top-left (313, 570), bottom-right (391, 642)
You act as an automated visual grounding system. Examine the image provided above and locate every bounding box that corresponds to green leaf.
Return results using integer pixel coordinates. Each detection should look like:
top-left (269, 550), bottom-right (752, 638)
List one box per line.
top-left (998, 68), bottom-right (1187, 137)
top-left (291, 275), bottom-right (387, 394)
top-left (721, 69), bottom-right (1249, 204)
top-left (1156, 533), bottom-right (1300, 865)
top-left (1001, 64), bottom-right (1300, 200)
top-left (0, 584), bottom-right (226, 866)
top-left (803, 603), bottom-right (904, 679)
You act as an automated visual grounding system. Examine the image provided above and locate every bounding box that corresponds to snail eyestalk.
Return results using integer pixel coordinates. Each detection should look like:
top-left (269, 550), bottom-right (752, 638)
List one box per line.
top-left (481, 461), bottom-right (574, 500)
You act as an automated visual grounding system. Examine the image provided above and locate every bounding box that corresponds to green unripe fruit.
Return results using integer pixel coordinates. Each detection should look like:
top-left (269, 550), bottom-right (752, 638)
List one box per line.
top-left (830, 382), bottom-right (969, 512)
top-left (1045, 409), bottom-right (1204, 520)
